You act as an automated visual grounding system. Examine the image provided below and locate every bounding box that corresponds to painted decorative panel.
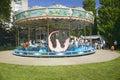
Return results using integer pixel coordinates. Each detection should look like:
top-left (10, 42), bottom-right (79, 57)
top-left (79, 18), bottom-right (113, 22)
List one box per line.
top-left (27, 9), bottom-right (46, 17)
top-left (72, 9), bottom-right (85, 18)
top-left (48, 8), bottom-right (70, 16)
top-left (14, 8), bottom-right (94, 22)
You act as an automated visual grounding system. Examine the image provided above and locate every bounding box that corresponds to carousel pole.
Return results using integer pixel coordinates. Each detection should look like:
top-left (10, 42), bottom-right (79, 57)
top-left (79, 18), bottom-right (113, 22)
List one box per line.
top-left (69, 8), bottom-right (72, 37)
top-left (84, 21), bottom-right (86, 37)
top-left (28, 26), bottom-right (30, 41)
top-left (69, 17), bottom-right (71, 37)
top-left (46, 7), bottom-right (49, 38)
top-left (46, 8), bottom-right (49, 38)
top-left (17, 26), bottom-right (20, 46)
top-left (15, 25), bottom-right (18, 47)
top-left (90, 23), bottom-right (92, 43)
top-left (47, 19), bottom-right (49, 39)
top-left (15, 29), bottom-right (17, 47)
top-left (46, 8), bottom-right (50, 52)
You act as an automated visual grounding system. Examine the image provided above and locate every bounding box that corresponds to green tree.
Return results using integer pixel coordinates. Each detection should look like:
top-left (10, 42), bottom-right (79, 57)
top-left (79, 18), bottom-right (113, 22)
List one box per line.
top-left (83, 0), bottom-right (96, 14)
top-left (0, 0), bottom-right (12, 47)
top-left (0, 0), bottom-right (11, 21)
top-left (83, 0), bottom-right (97, 35)
top-left (98, 0), bottom-right (120, 48)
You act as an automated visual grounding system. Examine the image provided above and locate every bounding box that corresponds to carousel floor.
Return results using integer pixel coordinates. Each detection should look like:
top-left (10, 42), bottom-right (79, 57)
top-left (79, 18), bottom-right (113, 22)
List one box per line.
top-left (0, 50), bottom-right (120, 66)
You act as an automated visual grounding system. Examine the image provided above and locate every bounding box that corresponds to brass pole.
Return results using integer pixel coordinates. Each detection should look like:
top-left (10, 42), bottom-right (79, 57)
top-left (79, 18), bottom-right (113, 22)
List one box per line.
top-left (47, 18), bottom-right (50, 52)
top-left (90, 24), bottom-right (92, 43)
top-left (16, 27), bottom-right (17, 47)
top-left (47, 19), bottom-right (49, 37)
top-left (69, 17), bottom-right (71, 37)
top-left (28, 27), bottom-right (30, 41)
top-left (84, 22), bottom-right (86, 37)
top-left (17, 26), bottom-right (20, 46)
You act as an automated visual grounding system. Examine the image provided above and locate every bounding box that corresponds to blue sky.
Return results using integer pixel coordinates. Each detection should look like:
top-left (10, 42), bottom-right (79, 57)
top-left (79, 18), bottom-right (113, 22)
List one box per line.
top-left (28, 0), bottom-right (100, 8)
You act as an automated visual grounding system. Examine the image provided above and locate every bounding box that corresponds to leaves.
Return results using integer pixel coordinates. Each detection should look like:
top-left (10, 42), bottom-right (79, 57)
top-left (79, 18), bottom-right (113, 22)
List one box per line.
top-left (83, 0), bottom-right (97, 35)
top-left (83, 0), bottom-right (96, 15)
top-left (98, 0), bottom-right (120, 46)
top-left (0, 0), bottom-right (15, 46)
top-left (0, 0), bottom-right (11, 21)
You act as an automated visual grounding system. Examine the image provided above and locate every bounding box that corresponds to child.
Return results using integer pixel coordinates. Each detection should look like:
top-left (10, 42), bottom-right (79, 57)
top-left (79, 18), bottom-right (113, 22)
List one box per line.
top-left (111, 46), bottom-right (115, 51)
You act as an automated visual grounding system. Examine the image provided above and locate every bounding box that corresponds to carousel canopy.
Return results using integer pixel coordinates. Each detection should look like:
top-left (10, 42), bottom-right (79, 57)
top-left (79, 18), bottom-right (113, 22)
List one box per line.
top-left (13, 4), bottom-right (94, 29)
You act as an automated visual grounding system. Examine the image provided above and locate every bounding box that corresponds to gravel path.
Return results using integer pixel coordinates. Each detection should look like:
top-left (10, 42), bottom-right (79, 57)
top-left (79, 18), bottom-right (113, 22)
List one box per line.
top-left (0, 50), bottom-right (120, 66)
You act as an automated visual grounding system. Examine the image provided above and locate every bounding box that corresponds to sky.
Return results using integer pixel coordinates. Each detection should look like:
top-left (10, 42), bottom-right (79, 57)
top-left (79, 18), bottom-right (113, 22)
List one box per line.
top-left (28, 0), bottom-right (100, 8)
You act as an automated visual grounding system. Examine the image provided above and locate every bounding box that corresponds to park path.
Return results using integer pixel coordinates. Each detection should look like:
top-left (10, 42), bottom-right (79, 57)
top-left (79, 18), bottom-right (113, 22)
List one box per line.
top-left (0, 50), bottom-right (120, 66)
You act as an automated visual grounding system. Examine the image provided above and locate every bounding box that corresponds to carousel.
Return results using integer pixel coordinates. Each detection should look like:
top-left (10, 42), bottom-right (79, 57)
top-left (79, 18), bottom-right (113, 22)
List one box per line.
top-left (13, 4), bottom-right (96, 57)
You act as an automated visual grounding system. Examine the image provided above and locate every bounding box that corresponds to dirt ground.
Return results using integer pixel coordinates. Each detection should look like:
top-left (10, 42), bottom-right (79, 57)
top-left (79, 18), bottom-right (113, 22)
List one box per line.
top-left (0, 50), bottom-right (120, 66)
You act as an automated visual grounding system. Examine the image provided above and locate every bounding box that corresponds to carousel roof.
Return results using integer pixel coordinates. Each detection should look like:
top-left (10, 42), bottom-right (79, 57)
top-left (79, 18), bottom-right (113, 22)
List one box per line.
top-left (30, 5), bottom-right (45, 9)
top-left (48, 4), bottom-right (68, 8)
top-left (28, 4), bottom-right (69, 10)
top-left (73, 7), bottom-right (85, 11)
top-left (14, 4), bottom-right (94, 28)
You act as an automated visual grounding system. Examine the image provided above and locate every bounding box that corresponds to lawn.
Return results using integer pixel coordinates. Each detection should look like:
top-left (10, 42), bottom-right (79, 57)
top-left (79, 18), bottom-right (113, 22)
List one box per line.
top-left (0, 56), bottom-right (120, 80)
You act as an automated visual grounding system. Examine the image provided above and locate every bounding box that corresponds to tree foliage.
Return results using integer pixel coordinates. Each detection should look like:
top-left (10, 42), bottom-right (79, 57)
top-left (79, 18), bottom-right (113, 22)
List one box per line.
top-left (98, 0), bottom-right (120, 47)
top-left (0, 0), bottom-right (11, 21)
top-left (83, 0), bottom-right (96, 15)
top-left (0, 0), bottom-right (15, 47)
top-left (83, 0), bottom-right (97, 35)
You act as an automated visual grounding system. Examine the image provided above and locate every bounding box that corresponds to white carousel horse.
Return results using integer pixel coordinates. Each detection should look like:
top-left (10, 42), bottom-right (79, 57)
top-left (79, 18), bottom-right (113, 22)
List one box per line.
top-left (29, 40), bottom-right (37, 47)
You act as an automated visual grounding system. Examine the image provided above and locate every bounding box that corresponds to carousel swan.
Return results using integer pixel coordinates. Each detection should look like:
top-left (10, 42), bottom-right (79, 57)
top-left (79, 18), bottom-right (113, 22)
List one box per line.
top-left (48, 31), bottom-right (70, 52)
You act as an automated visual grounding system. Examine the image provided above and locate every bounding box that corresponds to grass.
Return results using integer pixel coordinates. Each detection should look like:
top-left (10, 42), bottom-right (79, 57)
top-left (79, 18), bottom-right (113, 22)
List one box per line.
top-left (0, 56), bottom-right (120, 80)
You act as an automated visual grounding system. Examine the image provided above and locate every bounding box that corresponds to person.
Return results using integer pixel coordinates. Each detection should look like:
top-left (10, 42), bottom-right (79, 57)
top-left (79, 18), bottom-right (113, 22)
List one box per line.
top-left (75, 38), bottom-right (78, 48)
top-left (114, 40), bottom-right (117, 50)
top-left (102, 40), bottom-right (106, 49)
top-left (111, 46), bottom-right (115, 51)
top-left (94, 42), bottom-right (98, 49)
